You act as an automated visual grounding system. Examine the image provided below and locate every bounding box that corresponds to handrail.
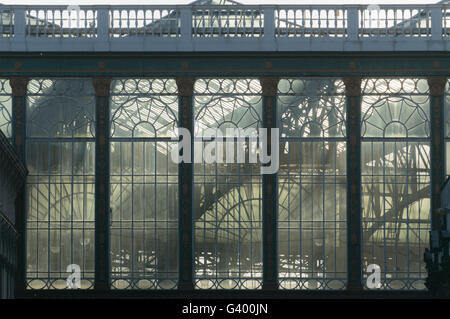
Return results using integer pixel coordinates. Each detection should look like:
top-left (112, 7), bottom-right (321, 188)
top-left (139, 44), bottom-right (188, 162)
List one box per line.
top-left (0, 4), bottom-right (448, 51)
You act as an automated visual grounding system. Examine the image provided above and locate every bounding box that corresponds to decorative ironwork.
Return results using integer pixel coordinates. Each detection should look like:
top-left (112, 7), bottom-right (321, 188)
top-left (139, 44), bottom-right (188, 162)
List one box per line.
top-left (109, 78), bottom-right (179, 290)
top-left (110, 79), bottom-right (178, 138)
top-left (362, 78), bottom-right (430, 138)
top-left (26, 78), bottom-right (96, 290)
top-left (361, 78), bottom-right (431, 290)
top-left (194, 78), bottom-right (263, 289)
top-left (26, 79), bottom-right (95, 138)
top-left (277, 78), bottom-right (347, 290)
top-left (0, 79), bottom-right (12, 139)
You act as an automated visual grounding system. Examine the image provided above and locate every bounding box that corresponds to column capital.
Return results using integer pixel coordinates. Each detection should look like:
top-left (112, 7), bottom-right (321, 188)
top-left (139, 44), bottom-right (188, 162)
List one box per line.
top-left (428, 76), bottom-right (447, 96)
top-left (260, 77), bottom-right (279, 97)
top-left (343, 77), bottom-right (362, 97)
top-left (93, 77), bottom-right (112, 97)
top-left (176, 77), bottom-right (195, 96)
top-left (9, 77), bottom-right (29, 97)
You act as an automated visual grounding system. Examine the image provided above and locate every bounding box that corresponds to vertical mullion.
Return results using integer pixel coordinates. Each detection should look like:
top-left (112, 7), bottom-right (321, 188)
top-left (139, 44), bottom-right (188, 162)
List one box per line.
top-left (93, 77), bottom-right (112, 291)
top-left (427, 76), bottom-right (446, 280)
top-left (260, 77), bottom-right (279, 291)
top-left (176, 77), bottom-right (195, 290)
top-left (343, 76), bottom-right (363, 291)
top-left (10, 77), bottom-right (29, 296)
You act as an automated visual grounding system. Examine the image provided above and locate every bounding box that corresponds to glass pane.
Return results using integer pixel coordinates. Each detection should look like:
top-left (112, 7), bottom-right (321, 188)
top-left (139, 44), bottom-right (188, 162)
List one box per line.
top-left (110, 141), bottom-right (178, 289)
top-left (26, 78), bottom-right (95, 290)
top-left (278, 78), bottom-right (346, 138)
top-left (361, 78), bottom-right (430, 138)
top-left (194, 79), bottom-right (263, 289)
top-left (26, 141), bottom-right (95, 289)
top-left (27, 79), bottom-right (95, 138)
top-left (362, 141), bottom-right (430, 290)
top-left (0, 79), bottom-right (12, 139)
top-left (277, 78), bottom-right (347, 290)
top-left (110, 79), bottom-right (178, 138)
top-left (194, 78), bottom-right (262, 137)
top-left (110, 78), bottom-right (179, 289)
top-left (361, 78), bottom-right (431, 290)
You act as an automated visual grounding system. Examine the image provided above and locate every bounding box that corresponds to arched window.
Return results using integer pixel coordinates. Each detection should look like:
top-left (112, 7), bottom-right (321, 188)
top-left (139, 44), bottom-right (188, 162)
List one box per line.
top-left (110, 78), bottom-right (179, 289)
top-left (277, 78), bottom-right (347, 290)
top-left (26, 78), bottom-right (96, 289)
top-left (194, 78), bottom-right (263, 289)
top-left (361, 78), bottom-right (430, 290)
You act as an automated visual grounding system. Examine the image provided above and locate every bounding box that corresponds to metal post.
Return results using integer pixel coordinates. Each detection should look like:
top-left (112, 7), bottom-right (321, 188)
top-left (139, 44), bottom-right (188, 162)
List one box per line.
top-left (9, 77), bottom-right (28, 295)
top-left (347, 7), bottom-right (359, 41)
top-left (93, 77), bottom-right (112, 291)
top-left (176, 77), bottom-right (195, 291)
top-left (95, 7), bottom-right (110, 51)
top-left (428, 76), bottom-right (446, 233)
top-left (430, 7), bottom-right (442, 41)
top-left (260, 77), bottom-right (279, 291)
top-left (264, 7), bottom-right (275, 39)
top-left (343, 76), bottom-right (363, 291)
top-left (12, 7), bottom-right (26, 51)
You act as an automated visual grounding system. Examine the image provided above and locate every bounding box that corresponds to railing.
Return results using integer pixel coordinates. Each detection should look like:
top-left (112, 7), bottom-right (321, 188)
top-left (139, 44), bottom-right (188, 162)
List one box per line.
top-left (359, 6), bottom-right (431, 38)
top-left (110, 6), bottom-right (180, 38)
top-left (25, 6), bottom-right (97, 38)
top-left (0, 4), bottom-right (448, 51)
top-left (275, 6), bottom-right (348, 38)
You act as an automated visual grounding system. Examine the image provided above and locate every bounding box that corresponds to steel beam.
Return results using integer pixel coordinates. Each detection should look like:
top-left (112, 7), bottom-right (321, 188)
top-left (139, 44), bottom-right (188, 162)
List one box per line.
top-left (93, 77), bottom-right (112, 291)
top-left (343, 76), bottom-right (363, 291)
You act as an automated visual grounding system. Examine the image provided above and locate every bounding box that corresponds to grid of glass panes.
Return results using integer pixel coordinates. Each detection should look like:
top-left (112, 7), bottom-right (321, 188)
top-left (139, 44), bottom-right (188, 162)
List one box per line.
top-left (193, 78), bottom-right (263, 289)
top-left (277, 78), bottom-right (347, 290)
top-left (0, 79), bottom-right (12, 140)
top-left (26, 79), bottom-right (95, 289)
top-left (445, 79), bottom-right (450, 177)
top-left (361, 78), bottom-right (431, 290)
top-left (110, 79), bottom-right (179, 289)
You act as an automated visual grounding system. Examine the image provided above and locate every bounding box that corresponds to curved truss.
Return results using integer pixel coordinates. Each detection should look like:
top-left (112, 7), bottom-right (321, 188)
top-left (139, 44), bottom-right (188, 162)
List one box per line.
top-left (194, 78), bottom-right (263, 289)
top-left (361, 78), bottom-right (431, 290)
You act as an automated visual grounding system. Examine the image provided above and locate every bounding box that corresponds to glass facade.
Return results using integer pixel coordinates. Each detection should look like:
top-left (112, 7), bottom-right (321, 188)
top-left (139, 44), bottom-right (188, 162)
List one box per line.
top-left (109, 79), bottom-right (179, 289)
top-left (193, 79), bottom-right (263, 289)
top-left (361, 78), bottom-right (431, 290)
top-left (26, 79), bottom-right (96, 289)
top-left (16, 76), bottom-right (442, 292)
top-left (277, 78), bottom-right (347, 290)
